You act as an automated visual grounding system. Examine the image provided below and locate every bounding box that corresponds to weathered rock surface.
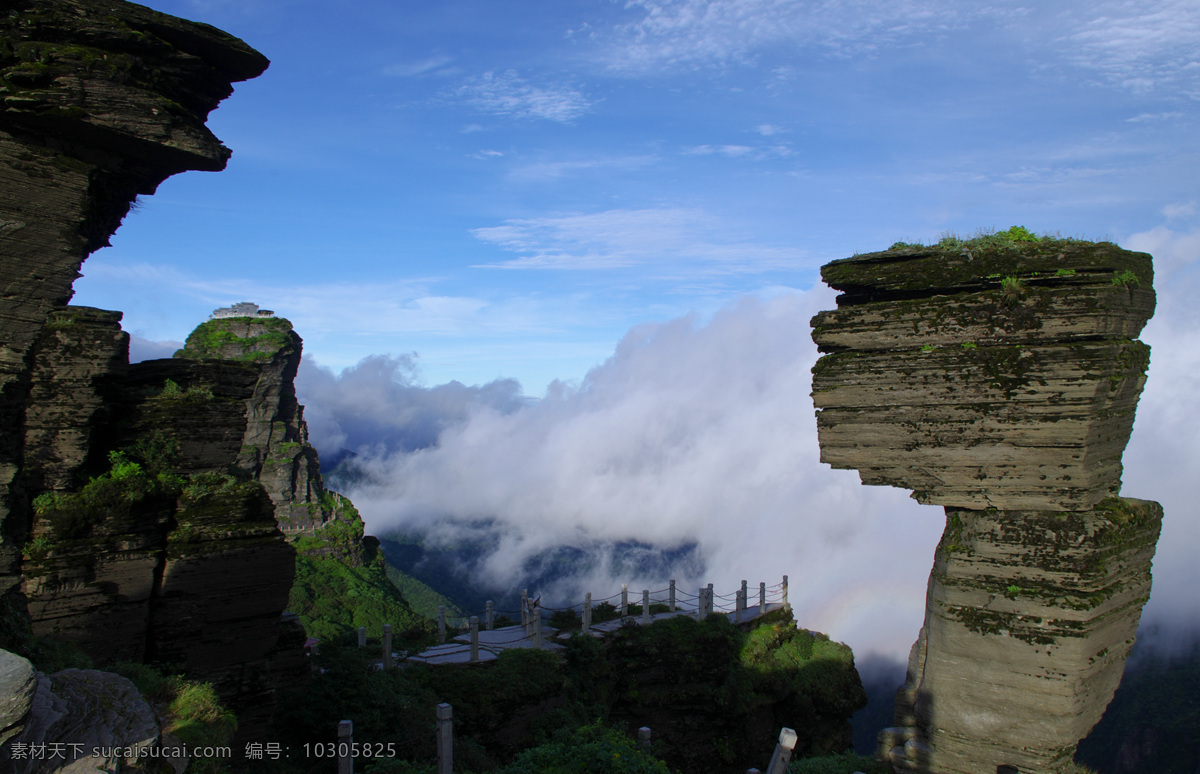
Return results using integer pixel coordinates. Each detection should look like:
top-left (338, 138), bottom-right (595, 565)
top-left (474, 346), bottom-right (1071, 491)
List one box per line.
top-left (0, 0), bottom-right (285, 751)
top-left (810, 237), bottom-right (1162, 773)
top-left (812, 242), bottom-right (1153, 512)
top-left (21, 308), bottom-right (128, 494)
top-left (0, 0), bottom-right (267, 608)
top-left (894, 501), bottom-right (1162, 772)
top-left (0, 649), bottom-right (162, 774)
top-left (176, 316), bottom-right (332, 536)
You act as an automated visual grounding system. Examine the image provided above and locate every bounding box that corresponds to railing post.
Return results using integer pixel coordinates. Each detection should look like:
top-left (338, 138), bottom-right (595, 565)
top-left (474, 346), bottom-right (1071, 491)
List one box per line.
top-left (782, 575), bottom-right (789, 608)
top-left (760, 581), bottom-right (766, 612)
top-left (642, 589), bottom-right (650, 625)
top-left (437, 606), bottom-right (446, 644)
top-left (521, 589), bottom-right (529, 628)
top-left (766, 727), bottom-right (798, 774)
top-left (638, 726), bottom-right (651, 750)
top-left (337, 720), bottom-right (353, 774)
top-left (533, 610), bottom-right (542, 648)
top-left (357, 626), bottom-right (366, 647)
top-left (669, 579), bottom-right (676, 612)
top-left (486, 600), bottom-right (494, 631)
top-left (583, 592), bottom-right (592, 634)
top-left (621, 583), bottom-right (628, 617)
top-left (469, 616), bottom-right (479, 663)
top-left (383, 624), bottom-right (393, 669)
top-left (436, 703), bottom-right (453, 774)
top-left (707, 583), bottom-right (714, 616)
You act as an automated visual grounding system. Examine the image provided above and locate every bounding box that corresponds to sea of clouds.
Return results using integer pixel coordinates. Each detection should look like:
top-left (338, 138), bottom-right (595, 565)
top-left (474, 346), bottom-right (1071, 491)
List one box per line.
top-left (288, 225), bottom-right (1200, 665)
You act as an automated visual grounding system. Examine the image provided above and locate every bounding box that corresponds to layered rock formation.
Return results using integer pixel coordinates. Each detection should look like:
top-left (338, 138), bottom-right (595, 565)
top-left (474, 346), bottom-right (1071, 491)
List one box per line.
top-left (0, 0), bottom-right (297, 749)
top-left (810, 235), bottom-right (1161, 773)
top-left (14, 307), bottom-right (363, 740)
top-left (1, 0), bottom-right (267, 614)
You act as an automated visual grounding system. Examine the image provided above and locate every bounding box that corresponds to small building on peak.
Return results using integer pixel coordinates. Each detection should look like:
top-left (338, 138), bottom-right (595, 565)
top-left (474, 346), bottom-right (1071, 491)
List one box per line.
top-left (210, 302), bottom-right (275, 319)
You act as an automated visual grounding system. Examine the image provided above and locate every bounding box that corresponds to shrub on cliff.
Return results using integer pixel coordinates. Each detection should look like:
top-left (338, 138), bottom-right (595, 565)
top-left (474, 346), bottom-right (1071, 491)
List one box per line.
top-left (288, 548), bottom-right (433, 643)
top-left (494, 721), bottom-right (672, 774)
top-left (177, 316), bottom-right (295, 362)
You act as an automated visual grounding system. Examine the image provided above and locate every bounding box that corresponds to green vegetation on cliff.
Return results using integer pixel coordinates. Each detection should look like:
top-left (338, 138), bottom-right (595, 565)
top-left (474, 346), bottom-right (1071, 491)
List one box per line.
top-left (268, 609), bottom-right (864, 774)
top-left (111, 661), bottom-right (238, 774)
top-left (287, 501), bottom-right (433, 643)
top-left (176, 316), bottom-right (295, 362)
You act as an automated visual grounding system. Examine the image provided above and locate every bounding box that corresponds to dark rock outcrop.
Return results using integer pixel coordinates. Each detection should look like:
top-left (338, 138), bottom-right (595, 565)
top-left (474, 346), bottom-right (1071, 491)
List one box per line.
top-left (1, 0), bottom-right (267, 613)
top-left (810, 237), bottom-right (1161, 773)
top-left (1, 648), bottom-right (161, 774)
top-left (1, 0), bottom-right (284, 750)
top-left (175, 316), bottom-right (334, 536)
top-left (14, 308), bottom-right (299, 739)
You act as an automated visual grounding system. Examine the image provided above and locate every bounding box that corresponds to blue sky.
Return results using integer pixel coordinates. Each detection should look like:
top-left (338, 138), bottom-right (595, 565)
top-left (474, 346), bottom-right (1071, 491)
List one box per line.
top-left (71, 0), bottom-right (1200, 661)
top-left (76, 0), bottom-right (1199, 392)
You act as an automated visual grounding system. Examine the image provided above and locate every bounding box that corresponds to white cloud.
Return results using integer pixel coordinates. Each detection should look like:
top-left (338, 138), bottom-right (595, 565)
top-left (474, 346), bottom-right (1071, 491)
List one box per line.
top-left (507, 154), bottom-right (657, 182)
top-left (470, 207), bottom-right (807, 271)
top-left (1162, 201), bottom-right (1198, 220)
top-left (682, 143), bottom-right (790, 159)
top-left (601, 0), bottom-right (969, 71)
top-left (1127, 111), bottom-right (1184, 122)
top-left (295, 224), bottom-right (1200, 663)
top-left (1060, 0), bottom-right (1200, 95)
top-left (755, 123), bottom-right (785, 136)
top-left (332, 289), bottom-right (942, 659)
top-left (1120, 224), bottom-right (1200, 630)
top-left (599, 0), bottom-right (1200, 96)
top-left (78, 260), bottom-right (551, 338)
top-left (455, 70), bottom-right (591, 123)
top-left (383, 55), bottom-right (456, 77)
top-left (129, 335), bottom-right (182, 363)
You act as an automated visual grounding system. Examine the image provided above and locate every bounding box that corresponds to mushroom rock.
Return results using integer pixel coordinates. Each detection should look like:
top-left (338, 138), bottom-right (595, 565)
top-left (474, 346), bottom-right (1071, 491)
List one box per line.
top-left (810, 237), bottom-right (1162, 772)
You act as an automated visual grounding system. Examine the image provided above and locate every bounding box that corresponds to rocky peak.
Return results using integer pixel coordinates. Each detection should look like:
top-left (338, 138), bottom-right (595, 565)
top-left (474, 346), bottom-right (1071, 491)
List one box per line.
top-left (172, 314), bottom-right (343, 539)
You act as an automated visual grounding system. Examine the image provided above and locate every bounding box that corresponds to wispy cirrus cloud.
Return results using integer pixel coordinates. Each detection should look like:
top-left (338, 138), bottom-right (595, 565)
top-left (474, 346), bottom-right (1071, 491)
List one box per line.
top-left (600, 0), bottom-right (967, 71)
top-left (77, 260), bottom-right (548, 338)
top-left (471, 207), bottom-right (806, 271)
top-left (1059, 0), bottom-right (1200, 96)
top-left (682, 143), bottom-right (791, 159)
top-left (455, 70), bottom-right (591, 123)
top-left (599, 0), bottom-right (1200, 97)
top-left (383, 55), bottom-right (456, 77)
top-left (507, 154), bottom-right (657, 182)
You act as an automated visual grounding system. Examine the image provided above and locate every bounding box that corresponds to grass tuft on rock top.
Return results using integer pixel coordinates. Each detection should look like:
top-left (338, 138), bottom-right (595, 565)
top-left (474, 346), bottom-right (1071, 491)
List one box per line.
top-left (176, 316), bottom-right (295, 362)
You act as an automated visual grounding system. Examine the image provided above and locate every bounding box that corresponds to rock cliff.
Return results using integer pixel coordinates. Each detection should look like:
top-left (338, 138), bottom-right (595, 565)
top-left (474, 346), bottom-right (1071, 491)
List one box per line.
top-left (1, 0), bottom-right (267, 613)
top-left (810, 233), bottom-right (1162, 773)
top-left (0, 0), bottom-right (294, 751)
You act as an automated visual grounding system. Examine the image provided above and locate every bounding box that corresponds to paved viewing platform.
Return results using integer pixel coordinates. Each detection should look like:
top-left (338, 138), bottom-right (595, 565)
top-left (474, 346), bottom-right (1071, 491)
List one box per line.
top-left (406, 578), bottom-right (789, 666)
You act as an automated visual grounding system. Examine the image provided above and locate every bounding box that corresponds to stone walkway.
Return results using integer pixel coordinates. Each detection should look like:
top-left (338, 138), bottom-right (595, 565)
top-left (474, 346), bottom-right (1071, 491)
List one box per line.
top-left (407, 602), bottom-right (788, 665)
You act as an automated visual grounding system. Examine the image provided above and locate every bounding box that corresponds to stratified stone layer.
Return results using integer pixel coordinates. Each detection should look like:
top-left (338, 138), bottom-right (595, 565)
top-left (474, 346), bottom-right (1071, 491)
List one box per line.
top-left (175, 316), bottom-right (338, 537)
top-left (22, 307), bottom-right (128, 493)
top-left (810, 237), bottom-right (1161, 773)
top-left (891, 500), bottom-right (1161, 773)
top-left (812, 243), bottom-right (1154, 511)
top-left (0, 0), bottom-right (267, 600)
